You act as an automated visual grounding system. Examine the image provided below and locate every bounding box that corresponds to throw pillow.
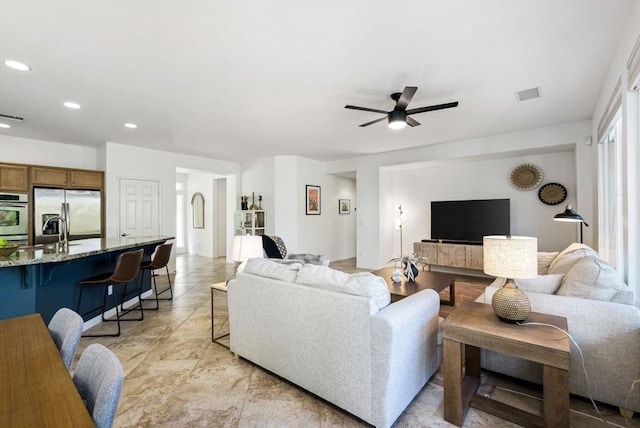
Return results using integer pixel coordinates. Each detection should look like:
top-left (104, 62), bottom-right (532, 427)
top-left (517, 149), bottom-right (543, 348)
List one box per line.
top-left (537, 251), bottom-right (559, 275)
top-left (288, 253), bottom-right (324, 264)
top-left (547, 244), bottom-right (599, 275)
top-left (555, 255), bottom-right (629, 302)
top-left (514, 274), bottom-right (564, 295)
top-left (261, 235), bottom-right (285, 259)
top-left (242, 257), bottom-right (301, 282)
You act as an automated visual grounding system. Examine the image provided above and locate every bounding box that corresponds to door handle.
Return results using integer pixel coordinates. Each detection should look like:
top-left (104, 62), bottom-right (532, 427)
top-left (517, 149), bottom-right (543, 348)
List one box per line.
top-left (121, 233), bottom-right (129, 237)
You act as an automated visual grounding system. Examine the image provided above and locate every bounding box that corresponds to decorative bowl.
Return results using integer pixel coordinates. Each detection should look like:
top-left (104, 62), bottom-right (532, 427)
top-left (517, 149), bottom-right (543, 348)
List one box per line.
top-left (0, 244), bottom-right (20, 259)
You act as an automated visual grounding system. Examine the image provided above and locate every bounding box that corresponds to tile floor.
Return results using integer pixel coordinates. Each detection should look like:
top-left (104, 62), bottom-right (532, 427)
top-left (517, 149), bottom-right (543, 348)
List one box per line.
top-left (76, 254), bottom-right (638, 427)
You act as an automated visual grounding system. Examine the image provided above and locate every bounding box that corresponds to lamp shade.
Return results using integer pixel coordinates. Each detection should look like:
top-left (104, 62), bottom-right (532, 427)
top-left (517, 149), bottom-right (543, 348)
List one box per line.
top-left (483, 236), bottom-right (537, 279)
top-left (553, 204), bottom-right (583, 222)
top-left (231, 235), bottom-right (263, 263)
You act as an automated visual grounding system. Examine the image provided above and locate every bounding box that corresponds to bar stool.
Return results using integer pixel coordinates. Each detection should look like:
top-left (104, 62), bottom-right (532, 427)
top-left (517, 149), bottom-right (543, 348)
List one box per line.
top-left (76, 249), bottom-right (144, 337)
top-left (138, 242), bottom-right (174, 310)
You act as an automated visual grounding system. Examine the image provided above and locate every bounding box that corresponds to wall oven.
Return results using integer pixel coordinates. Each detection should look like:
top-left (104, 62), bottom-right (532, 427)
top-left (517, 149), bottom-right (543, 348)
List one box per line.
top-left (0, 192), bottom-right (28, 245)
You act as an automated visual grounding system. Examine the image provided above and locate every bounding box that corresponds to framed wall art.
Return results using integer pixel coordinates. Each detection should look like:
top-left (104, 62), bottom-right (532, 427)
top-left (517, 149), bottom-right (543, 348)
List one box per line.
top-left (306, 185), bottom-right (321, 215)
top-left (339, 199), bottom-right (351, 214)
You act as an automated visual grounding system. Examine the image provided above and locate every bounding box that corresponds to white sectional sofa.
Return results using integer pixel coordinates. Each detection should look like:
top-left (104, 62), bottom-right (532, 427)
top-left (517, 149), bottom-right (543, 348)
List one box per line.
top-left (478, 243), bottom-right (640, 415)
top-left (228, 258), bottom-right (441, 428)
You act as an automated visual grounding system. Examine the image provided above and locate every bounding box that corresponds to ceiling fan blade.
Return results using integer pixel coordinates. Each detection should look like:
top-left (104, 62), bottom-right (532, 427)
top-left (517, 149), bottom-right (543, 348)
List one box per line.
top-left (406, 116), bottom-right (421, 127)
top-left (406, 101), bottom-right (459, 115)
top-left (345, 105), bottom-right (389, 114)
top-left (396, 86), bottom-right (418, 110)
top-left (359, 116), bottom-right (388, 127)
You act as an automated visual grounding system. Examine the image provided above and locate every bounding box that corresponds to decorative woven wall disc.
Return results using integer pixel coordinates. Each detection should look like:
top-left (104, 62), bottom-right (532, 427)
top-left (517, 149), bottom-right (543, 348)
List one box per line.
top-left (510, 164), bottom-right (543, 191)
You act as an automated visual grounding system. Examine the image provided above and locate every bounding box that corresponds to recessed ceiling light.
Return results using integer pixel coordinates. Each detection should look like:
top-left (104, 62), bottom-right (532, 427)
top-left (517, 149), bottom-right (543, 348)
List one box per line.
top-left (0, 123), bottom-right (10, 129)
top-left (63, 101), bottom-right (81, 109)
top-left (4, 60), bottom-right (31, 71)
top-left (124, 123), bottom-right (137, 129)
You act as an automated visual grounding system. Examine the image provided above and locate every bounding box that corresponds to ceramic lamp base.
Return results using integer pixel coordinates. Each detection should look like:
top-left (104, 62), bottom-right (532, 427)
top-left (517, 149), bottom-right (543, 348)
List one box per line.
top-left (491, 280), bottom-right (531, 323)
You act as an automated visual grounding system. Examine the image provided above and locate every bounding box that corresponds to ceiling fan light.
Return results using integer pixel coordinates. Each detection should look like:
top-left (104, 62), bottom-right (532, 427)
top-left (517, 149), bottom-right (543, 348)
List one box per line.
top-left (388, 110), bottom-right (406, 130)
top-left (388, 121), bottom-right (406, 130)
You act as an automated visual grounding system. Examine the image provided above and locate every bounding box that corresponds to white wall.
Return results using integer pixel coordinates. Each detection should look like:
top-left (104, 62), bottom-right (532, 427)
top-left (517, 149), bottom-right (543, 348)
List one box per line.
top-left (215, 178), bottom-right (227, 257)
top-left (333, 176), bottom-right (357, 261)
top-left (326, 120), bottom-right (593, 269)
top-left (240, 157), bottom-right (274, 232)
top-left (273, 156), bottom-right (299, 249)
top-left (0, 135), bottom-right (97, 169)
top-left (381, 151), bottom-right (576, 267)
top-left (295, 157), bottom-right (357, 260)
top-left (100, 142), bottom-right (240, 268)
top-left (175, 173), bottom-right (187, 253)
top-left (186, 172), bottom-right (215, 257)
top-left (241, 155), bottom-right (357, 261)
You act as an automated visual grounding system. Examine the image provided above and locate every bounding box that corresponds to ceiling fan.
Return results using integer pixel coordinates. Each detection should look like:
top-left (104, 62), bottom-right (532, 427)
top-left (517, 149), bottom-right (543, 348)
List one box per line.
top-left (345, 86), bottom-right (458, 129)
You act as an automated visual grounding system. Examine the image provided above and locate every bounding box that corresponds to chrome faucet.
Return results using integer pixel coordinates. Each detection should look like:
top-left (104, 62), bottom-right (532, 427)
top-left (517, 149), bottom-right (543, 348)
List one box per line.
top-left (43, 216), bottom-right (69, 251)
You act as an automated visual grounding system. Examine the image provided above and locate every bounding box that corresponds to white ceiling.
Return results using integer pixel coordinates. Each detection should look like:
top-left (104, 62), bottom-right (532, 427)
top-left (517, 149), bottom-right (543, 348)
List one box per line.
top-left (0, 1), bottom-right (632, 163)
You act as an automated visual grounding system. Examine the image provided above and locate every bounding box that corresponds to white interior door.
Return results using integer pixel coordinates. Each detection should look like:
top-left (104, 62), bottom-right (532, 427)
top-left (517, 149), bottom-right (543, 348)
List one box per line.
top-left (119, 178), bottom-right (160, 237)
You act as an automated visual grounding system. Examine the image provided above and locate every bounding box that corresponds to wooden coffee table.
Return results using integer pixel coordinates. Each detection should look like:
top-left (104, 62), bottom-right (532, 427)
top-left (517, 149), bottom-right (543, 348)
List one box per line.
top-left (373, 266), bottom-right (455, 305)
top-left (441, 302), bottom-right (570, 428)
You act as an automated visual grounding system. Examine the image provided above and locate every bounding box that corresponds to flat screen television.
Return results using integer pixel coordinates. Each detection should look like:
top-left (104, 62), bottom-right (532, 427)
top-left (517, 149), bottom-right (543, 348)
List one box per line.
top-left (431, 199), bottom-right (510, 244)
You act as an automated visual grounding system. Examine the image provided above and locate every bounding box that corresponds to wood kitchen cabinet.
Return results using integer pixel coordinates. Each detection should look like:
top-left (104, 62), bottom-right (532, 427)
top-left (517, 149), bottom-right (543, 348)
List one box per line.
top-left (31, 166), bottom-right (68, 187)
top-left (0, 163), bottom-right (29, 192)
top-left (69, 170), bottom-right (103, 189)
top-left (31, 166), bottom-right (104, 189)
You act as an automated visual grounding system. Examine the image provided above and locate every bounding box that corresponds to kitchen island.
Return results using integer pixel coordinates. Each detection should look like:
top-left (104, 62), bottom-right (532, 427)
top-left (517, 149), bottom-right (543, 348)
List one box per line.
top-left (0, 236), bottom-right (174, 324)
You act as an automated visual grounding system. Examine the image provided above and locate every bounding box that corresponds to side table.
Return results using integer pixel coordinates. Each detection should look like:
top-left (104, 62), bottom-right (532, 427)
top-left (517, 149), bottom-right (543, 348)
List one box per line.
top-left (211, 282), bottom-right (230, 349)
top-left (441, 302), bottom-right (570, 428)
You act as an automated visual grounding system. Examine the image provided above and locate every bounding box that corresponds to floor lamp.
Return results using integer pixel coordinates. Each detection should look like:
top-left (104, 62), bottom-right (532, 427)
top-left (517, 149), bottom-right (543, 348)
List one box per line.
top-left (553, 204), bottom-right (589, 243)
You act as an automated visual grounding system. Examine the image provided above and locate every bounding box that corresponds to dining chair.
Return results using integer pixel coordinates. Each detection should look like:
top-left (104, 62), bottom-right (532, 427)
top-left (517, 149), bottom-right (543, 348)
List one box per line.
top-left (47, 307), bottom-right (84, 371)
top-left (77, 248), bottom-right (144, 337)
top-left (73, 343), bottom-right (124, 428)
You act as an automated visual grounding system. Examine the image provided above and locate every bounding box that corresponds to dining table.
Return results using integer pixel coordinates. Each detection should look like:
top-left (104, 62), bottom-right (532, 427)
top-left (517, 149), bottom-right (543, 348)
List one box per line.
top-left (0, 313), bottom-right (94, 427)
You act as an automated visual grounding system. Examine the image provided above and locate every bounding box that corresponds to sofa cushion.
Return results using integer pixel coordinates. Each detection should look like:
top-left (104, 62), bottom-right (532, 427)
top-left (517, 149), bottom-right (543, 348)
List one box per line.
top-left (537, 251), bottom-right (559, 275)
top-left (243, 257), bottom-right (301, 282)
top-left (555, 255), bottom-right (629, 302)
top-left (514, 274), bottom-right (564, 295)
top-left (296, 263), bottom-right (350, 286)
top-left (547, 243), bottom-right (599, 275)
top-left (295, 264), bottom-right (391, 309)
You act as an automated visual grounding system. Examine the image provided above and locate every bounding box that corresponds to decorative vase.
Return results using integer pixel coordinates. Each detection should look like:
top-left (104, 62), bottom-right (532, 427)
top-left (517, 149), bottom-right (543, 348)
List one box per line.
top-left (403, 261), bottom-right (419, 281)
top-left (491, 281), bottom-right (531, 323)
top-left (390, 269), bottom-right (402, 283)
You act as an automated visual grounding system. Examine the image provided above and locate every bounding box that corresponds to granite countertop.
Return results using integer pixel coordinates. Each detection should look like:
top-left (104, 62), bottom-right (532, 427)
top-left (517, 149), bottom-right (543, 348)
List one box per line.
top-left (0, 236), bottom-right (174, 267)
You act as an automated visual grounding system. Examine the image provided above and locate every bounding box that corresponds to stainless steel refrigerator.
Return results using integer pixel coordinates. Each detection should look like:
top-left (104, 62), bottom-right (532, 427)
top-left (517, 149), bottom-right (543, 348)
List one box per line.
top-left (33, 188), bottom-right (102, 244)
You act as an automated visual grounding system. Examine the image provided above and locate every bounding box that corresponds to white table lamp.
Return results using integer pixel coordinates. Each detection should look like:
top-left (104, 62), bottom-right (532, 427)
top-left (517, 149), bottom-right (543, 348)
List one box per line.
top-left (231, 235), bottom-right (263, 267)
top-left (483, 235), bottom-right (537, 323)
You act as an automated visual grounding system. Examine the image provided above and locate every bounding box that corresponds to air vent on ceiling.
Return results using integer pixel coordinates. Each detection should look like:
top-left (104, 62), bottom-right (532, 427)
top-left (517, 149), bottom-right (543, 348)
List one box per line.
top-left (515, 87), bottom-right (540, 102)
top-left (0, 113), bottom-right (24, 121)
